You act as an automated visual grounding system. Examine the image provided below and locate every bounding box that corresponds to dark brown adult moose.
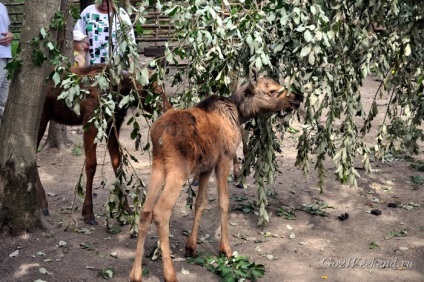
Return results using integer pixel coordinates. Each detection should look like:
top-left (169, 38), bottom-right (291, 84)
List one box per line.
top-left (129, 68), bottom-right (303, 282)
top-left (36, 64), bottom-right (169, 225)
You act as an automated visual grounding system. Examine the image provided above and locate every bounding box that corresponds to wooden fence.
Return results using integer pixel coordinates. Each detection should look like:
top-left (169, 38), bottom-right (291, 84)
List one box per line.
top-left (5, 1), bottom-right (175, 56)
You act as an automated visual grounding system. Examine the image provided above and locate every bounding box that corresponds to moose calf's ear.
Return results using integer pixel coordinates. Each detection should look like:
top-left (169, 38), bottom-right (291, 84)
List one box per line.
top-left (249, 67), bottom-right (259, 88)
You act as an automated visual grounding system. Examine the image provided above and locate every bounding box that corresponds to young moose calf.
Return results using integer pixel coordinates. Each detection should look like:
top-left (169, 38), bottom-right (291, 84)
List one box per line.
top-left (129, 68), bottom-right (303, 282)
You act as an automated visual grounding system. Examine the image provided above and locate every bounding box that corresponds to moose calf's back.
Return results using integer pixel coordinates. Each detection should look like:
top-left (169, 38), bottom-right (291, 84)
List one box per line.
top-left (151, 96), bottom-right (241, 174)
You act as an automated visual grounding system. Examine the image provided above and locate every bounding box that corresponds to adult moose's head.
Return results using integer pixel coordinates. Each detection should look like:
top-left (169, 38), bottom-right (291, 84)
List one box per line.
top-left (230, 68), bottom-right (303, 123)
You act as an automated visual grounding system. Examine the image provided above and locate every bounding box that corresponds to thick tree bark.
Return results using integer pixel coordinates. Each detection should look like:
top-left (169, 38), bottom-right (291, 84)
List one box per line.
top-left (80, 0), bottom-right (94, 11)
top-left (0, 0), bottom-right (61, 235)
top-left (43, 122), bottom-right (73, 150)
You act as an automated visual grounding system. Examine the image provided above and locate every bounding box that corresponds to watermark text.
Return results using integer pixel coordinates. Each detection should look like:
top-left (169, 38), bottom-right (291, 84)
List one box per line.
top-left (322, 257), bottom-right (415, 269)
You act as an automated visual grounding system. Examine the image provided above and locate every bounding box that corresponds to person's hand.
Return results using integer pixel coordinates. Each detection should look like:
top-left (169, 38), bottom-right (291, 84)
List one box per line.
top-left (0, 32), bottom-right (13, 46)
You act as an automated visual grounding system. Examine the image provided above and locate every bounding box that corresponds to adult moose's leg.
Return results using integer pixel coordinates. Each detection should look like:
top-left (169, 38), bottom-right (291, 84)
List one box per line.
top-left (106, 126), bottom-right (132, 214)
top-left (154, 167), bottom-right (188, 282)
top-left (215, 158), bottom-right (232, 257)
top-left (35, 175), bottom-right (49, 216)
top-left (232, 155), bottom-right (241, 183)
top-left (82, 125), bottom-right (98, 225)
top-left (129, 160), bottom-right (166, 282)
top-left (185, 170), bottom-right (212, 257)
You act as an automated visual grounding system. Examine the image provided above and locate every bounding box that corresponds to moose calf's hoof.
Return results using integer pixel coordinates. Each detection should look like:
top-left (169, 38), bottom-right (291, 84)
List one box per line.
top-left (220, 246), bottom-right (232, 258)
top-left (185, 247), bottom-right (196, 258)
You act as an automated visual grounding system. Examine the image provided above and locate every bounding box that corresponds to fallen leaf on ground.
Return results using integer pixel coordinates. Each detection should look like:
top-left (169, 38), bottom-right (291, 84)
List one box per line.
top-left (58, 241), bottom-right (67, 247)
top-left (9, 250), bottom-right (19, 257)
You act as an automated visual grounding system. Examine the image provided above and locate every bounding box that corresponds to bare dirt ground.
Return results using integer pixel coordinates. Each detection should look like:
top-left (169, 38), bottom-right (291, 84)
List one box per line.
top-left (1, 77), bottom-right (424, 282)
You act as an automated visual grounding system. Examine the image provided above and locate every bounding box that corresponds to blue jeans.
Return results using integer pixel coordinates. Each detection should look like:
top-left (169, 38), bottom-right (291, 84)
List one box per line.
top-left (0, 58), bottom-right (9, 117)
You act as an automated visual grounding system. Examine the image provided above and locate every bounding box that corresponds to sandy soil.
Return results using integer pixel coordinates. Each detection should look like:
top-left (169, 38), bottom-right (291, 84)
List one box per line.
top-left (1, 77), bottom-right (424, 282)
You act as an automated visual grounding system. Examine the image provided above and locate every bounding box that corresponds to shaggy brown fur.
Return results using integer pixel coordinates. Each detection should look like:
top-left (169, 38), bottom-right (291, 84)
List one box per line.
top-left (36, 64), bottom-right (170, 225)
top-left (129, 68), bottom-right (303, 282)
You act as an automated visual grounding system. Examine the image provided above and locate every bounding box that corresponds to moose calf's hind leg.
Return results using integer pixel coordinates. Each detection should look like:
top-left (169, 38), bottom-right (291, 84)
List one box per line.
top-left (129, 166), bottom-right (165, 282)
top-left (153, 172), bottom-right (187, 282)
top-left (185, 170), bottom-right (212, 257)
top-left (129, 210), bottom-right (153, 282)
top-left (216, 162), bottom-right (232, 257)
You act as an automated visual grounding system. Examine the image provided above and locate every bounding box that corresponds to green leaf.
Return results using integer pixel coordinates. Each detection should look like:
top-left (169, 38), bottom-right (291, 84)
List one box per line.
top-left (273, 43), bottom-right (284, 53)
top-left (404, 43), bottom-right (411, 56)
top-left (31, 50), bottom-right (47, 66)
top-left (308, 50), bottom-right (315, 65)
top-left (304, 30), bottom-right (313, 42)
top-left (165, 45), bottom-right (173, 64)
top-left (255, 56), bottom-right (262, 70)
top-left (119, 95), bottom-right (130, 109)
top-left (52, 72), bottom-right (61, 86)
top-left (140, 67), bottom-right (149, 86)
top-left (40, 27), bottom-right (47, 38)
top-left (46, 42), bottom-right (54, 50)
top-left (300, 45), bottom-right (311, 57)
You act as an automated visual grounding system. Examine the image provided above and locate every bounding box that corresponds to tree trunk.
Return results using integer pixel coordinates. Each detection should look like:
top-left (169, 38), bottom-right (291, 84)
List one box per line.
top-left (42, 0), bottom-right (75, 150)
top-left (42, 122), bottom-right (73, 150)
top-left (80, 0), bottom-right (94, 11)
top-left (0, 0), bottom-right (61, 235)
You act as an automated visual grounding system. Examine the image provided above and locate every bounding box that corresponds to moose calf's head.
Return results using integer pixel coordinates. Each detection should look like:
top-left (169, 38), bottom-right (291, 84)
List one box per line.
top-left (233, 68), bottom-right (304, 123)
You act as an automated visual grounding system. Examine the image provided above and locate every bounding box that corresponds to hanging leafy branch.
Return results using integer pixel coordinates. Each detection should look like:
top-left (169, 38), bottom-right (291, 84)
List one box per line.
top-left (149, 0), bottom-right (424, 225)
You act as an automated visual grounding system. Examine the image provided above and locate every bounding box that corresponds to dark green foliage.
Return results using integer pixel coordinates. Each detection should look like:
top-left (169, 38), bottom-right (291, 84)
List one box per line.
top-left (188, 253), bottom-right (265, 282)
top-left (277, 206), bottom-right (296, 220)
top-left (410, 161), bottom-right (424, 172)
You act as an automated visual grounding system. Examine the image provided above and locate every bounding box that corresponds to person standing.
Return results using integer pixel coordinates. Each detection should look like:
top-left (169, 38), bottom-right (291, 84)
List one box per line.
top-left (0, 2), bottom-right (13, 125)
top-left (73, 30), bottom-right (89, 66)
top-left (73, 0), bottom-right (135, 65)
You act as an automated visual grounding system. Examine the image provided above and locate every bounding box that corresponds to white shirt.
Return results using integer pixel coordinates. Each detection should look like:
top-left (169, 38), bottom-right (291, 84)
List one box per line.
top-left (74, 5), bottom-right (135, 65)
top-left (0, 3), bottom-right (12, 59)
